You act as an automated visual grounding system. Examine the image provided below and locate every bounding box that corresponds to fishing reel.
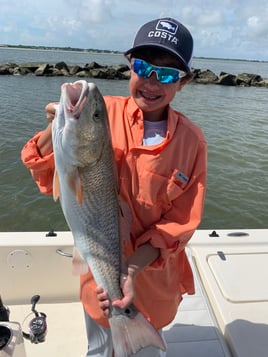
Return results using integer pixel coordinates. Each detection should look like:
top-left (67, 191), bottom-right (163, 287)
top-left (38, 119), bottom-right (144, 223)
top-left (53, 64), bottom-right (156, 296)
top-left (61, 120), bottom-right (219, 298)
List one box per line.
top-left (22, 295), bottom-right (47, 344)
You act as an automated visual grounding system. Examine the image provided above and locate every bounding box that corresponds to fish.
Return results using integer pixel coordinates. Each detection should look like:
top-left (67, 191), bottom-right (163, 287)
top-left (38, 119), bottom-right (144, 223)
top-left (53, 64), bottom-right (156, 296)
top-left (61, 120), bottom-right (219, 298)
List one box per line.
top-left (158, 20), bottom-right (176, 32)
top-left (51, 80), bottom-right (166, 357)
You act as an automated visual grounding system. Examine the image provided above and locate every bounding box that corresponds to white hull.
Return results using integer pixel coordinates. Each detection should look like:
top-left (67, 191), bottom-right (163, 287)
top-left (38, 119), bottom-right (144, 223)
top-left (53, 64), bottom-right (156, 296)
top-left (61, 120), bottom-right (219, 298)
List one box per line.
top-left (0, 229), bottom-right (267, 357)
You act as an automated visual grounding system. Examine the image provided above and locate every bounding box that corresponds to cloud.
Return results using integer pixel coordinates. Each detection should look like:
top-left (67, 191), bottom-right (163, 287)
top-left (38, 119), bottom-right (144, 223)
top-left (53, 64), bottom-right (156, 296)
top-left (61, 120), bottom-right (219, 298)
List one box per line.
top-left (0, 0), bottom-right (267, 60)
top-left (247, 16), bottom-right (268, 37)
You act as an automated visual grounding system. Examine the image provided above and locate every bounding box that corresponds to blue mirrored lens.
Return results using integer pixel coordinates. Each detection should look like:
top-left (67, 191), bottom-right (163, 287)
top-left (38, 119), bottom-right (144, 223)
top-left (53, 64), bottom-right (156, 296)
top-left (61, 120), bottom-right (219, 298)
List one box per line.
top-left (131, 58), bottom-right (180, 83)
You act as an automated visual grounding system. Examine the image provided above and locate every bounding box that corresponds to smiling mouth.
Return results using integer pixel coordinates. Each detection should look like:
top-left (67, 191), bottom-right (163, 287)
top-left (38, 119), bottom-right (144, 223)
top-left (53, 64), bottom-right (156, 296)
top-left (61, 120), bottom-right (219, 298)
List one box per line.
top-left (140, 91), bottom-right (161, 100)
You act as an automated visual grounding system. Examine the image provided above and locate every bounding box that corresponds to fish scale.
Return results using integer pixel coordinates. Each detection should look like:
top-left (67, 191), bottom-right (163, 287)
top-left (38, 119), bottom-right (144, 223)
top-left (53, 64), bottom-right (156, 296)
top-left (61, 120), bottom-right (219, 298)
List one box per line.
top-left (64, 150), bottom-right (121, 299)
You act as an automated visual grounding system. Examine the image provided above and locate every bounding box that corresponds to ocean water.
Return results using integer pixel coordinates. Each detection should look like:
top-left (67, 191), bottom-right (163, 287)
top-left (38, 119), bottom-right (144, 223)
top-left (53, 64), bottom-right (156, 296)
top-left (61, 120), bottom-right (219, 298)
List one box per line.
top-left (1, 48), bottom-right (268, 232)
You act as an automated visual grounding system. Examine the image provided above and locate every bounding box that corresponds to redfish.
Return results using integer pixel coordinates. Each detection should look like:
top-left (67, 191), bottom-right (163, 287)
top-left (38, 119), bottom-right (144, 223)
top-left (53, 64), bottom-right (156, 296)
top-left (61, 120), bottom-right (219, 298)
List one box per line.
top-left (52, 80), bottom-right (165, 356)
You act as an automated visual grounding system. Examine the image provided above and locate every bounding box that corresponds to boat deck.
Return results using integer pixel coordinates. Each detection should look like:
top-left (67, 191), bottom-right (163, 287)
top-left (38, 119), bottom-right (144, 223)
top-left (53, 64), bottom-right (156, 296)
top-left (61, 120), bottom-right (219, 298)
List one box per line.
top-left (163, 248), bottom-right (231, 356)
top-left (5, 251), bottom-right (231, 357)
top-left (1, 229), bottom-right (268, 356)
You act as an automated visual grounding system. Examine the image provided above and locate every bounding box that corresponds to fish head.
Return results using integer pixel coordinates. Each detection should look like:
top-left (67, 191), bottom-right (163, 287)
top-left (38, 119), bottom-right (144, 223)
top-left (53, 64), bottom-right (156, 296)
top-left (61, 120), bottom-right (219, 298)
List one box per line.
top-left (53, 80), bottom-right (108, 168)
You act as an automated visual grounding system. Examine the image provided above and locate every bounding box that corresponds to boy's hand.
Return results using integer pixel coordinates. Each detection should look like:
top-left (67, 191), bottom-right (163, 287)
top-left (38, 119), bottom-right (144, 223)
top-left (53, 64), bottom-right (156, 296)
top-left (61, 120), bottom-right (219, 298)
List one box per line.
top-left (95, 243), bottom-right (159, 317)
top-left (95, 273), bottom-right (135, 317)
top-left (45, 102), bottom-right (59, 122)
top-left (112, 274), bottom-right (135, 310)
top-left (95, 286), bottom-right (111, 317)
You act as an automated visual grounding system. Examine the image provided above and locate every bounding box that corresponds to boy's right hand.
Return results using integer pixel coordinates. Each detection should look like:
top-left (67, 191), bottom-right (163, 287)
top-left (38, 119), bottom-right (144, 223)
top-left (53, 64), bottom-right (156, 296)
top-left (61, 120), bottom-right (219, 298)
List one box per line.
top-left (45, 102), bottom-right (59, 122)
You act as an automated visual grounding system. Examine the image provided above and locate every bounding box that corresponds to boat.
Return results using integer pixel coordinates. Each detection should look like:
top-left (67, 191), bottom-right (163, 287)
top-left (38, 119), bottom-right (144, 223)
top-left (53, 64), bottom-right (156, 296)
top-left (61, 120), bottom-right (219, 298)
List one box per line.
top-left (0, 229), bottom-right (268, 357)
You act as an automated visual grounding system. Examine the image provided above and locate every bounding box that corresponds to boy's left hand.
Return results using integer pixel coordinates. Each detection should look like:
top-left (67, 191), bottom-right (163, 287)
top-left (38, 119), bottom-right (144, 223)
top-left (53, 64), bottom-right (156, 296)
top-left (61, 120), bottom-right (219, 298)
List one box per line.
top-left (112, 273), bottom-right (135, 310)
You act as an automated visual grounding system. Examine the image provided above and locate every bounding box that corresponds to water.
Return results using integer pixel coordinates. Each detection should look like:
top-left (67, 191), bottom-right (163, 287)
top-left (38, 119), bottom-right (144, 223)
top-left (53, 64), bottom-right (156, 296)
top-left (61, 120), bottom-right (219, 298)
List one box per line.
top-left (0, 47), bottom-right (128, 66)
top-left (1, 48), bottom-right (268, 232)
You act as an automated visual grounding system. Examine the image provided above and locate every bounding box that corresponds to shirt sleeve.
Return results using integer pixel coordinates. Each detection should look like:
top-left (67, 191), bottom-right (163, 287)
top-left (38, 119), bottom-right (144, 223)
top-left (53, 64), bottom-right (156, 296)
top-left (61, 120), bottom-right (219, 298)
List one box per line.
top-left (21, 132), bottom-right (55, 194)
top-left (134, 140), bottom-right (207, 269)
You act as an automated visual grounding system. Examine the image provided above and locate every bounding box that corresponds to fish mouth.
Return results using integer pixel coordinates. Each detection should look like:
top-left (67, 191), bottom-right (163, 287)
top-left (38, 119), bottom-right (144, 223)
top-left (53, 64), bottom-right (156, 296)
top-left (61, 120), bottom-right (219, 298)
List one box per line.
top-left (62, 81), bottom-right (89, 119)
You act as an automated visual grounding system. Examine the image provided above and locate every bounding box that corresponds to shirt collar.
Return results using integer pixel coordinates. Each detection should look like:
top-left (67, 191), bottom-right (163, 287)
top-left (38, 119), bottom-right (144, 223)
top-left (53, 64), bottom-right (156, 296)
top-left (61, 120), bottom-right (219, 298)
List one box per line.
top-left (126, 96), bottom-right (142, 126)
top-left (126, 96), bottom-right (180, 136)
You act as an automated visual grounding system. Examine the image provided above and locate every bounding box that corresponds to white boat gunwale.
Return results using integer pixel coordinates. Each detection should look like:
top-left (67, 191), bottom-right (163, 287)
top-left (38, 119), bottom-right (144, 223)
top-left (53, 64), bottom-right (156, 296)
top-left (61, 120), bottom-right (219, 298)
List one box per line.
top-left (1, 229), bottom-right (268, 356)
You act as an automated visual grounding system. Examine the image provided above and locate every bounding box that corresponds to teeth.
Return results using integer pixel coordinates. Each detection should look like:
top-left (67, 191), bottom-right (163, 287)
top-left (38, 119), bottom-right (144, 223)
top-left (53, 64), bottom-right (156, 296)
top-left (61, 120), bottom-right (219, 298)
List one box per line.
top-left (142, 92), bottom-right (158, 99)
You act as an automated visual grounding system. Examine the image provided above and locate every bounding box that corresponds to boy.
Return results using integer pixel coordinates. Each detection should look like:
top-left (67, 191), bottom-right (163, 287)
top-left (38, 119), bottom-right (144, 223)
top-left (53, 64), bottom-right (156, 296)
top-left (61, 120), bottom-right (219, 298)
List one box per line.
top-left (21, 17), bottom-right (207, 356)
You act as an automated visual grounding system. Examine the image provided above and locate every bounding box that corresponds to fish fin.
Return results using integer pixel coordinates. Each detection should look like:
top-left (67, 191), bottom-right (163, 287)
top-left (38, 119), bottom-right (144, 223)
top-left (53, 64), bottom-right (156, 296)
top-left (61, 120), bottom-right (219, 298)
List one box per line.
top-left (67, 169), bottom-right (83, 204)
top-left (72, 247), bottom-right (89, 275)
top-left (109, 311), bottom-right (166, 357)
top-left (53, 170), bottom-right (60, 201)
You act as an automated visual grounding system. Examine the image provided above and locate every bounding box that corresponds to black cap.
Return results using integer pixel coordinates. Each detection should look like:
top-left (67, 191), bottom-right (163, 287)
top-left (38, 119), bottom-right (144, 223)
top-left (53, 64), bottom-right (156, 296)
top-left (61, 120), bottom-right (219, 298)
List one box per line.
top-left (125, 18), bottom-right (193, 73)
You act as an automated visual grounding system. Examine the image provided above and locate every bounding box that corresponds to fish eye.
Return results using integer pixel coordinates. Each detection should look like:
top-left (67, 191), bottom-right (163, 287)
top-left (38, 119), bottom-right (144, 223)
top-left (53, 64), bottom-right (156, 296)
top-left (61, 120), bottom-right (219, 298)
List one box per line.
top-left (93, 111), bottom-right (100, 121)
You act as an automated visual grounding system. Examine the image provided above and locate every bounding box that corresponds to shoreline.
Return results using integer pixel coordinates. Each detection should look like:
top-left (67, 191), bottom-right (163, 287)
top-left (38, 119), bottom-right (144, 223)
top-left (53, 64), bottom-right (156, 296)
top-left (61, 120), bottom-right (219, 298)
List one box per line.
top-left (0, 45), bottom-right (121, 56)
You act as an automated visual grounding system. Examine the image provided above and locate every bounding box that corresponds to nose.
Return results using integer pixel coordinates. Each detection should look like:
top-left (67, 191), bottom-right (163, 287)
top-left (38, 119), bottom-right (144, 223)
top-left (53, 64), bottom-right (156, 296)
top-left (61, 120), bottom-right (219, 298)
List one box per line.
top-left (147, 70), bottom-right (159, 83)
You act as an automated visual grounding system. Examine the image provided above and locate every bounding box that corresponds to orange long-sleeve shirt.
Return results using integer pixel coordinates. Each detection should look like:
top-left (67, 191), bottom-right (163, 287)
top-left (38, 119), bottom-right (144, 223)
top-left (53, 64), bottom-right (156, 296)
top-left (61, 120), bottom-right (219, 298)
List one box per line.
top-left (21, 95), bottom-right (207, 329)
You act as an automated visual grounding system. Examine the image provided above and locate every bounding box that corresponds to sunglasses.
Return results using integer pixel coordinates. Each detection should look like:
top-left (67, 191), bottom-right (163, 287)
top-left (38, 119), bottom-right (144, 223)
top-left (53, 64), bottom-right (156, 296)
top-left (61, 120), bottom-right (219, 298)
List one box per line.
top-left (131, 58), bottom-right (180, 84)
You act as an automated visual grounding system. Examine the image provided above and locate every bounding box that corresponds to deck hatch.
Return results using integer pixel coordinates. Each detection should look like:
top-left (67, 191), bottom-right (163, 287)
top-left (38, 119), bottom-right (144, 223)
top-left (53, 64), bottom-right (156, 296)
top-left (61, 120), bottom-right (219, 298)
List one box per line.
top-left (208, 253), bottom-right (268, 303)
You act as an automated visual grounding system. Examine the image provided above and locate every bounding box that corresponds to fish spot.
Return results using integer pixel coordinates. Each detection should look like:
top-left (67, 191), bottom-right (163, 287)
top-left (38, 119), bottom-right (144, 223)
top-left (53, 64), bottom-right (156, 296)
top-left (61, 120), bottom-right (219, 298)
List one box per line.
top-left (124, 308), bottom-right (131, 315)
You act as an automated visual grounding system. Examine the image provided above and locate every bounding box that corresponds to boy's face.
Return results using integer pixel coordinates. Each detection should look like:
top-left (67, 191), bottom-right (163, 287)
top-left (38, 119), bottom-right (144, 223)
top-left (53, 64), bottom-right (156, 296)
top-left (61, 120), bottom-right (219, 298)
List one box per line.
top-left (128, 50), bottom-right (189, 119)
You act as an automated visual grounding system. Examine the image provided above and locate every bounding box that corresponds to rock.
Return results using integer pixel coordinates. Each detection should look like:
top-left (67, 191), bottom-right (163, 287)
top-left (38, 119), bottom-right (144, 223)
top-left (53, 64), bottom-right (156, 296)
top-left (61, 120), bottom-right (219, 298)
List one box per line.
top-left (0, 61), bottom-right (267, 88)
top-left (85, 62), bottom-right (103, 69)
top-left (192, 68), bottom-right (202, 79)
top-left (236, 73), bottom-right (263, 86)
top-left (113, 64), bottom-right (130, 73)
top-left (88, 66), bottom-right (128, 79)
top-left (76, 70), bottom-right (90, 77)
top-left (257, 79), bottom-right (268, 88)
top-left (50, 67), bottom-right (64, 76)
top-left (89, 68), bottom-right (112, 79)
top-left (69, 65), bottom-right (83, 75)
top-left (120, 70), bottom-right (130, 79)
top-left (193, 69), bottom-right (218, 84)
top-left (18, 63), bottom-right (40, 72)
top-left (55, 61), bottom-right (68, 71)
top-left (35, 63), bottom-right (50, 76)
top-left (0, 64), bottom-right (13, 74)
top-left (218, 73), bottom-right (237, 86)
top-left (55, 61), bottom-right (69, 76)
top-left (13, 66), bottom-right (33, 75)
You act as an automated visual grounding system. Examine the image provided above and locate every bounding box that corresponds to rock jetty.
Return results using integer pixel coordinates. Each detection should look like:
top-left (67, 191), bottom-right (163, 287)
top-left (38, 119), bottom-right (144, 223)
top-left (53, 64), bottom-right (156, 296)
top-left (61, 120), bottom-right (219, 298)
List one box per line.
top-left (0, 61), bottom-right (267, 88)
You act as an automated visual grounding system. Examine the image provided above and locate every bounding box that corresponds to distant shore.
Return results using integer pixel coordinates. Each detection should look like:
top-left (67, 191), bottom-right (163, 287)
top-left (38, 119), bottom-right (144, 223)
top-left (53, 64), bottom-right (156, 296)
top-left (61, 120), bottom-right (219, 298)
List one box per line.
top-left (0, 44), bottom-right (122, 55)
top-left (0, 44), bottom-right (267, 63)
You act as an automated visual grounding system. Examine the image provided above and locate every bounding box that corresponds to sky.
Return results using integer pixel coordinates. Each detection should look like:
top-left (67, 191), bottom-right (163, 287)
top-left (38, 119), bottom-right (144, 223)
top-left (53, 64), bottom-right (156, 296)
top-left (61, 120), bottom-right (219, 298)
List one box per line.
top-left (0, 0), bottom-right (268, 61)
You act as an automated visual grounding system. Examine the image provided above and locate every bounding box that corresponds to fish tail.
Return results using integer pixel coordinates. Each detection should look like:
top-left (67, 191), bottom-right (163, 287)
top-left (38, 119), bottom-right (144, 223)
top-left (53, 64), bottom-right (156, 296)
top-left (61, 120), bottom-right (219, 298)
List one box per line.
top-left (109, 312), bottom-right (166, 357)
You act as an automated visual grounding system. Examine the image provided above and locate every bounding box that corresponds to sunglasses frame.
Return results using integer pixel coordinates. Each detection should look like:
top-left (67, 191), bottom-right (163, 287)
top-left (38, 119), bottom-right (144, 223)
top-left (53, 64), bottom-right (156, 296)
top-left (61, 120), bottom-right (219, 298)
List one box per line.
top-left (131, 58), bottom-right (181, 84)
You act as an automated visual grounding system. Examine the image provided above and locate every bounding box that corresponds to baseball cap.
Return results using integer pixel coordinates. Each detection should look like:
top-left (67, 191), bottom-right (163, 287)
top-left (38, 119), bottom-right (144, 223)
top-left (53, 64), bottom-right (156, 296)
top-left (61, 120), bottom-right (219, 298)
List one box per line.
top-left (125, 18), bottom-right (193, 73)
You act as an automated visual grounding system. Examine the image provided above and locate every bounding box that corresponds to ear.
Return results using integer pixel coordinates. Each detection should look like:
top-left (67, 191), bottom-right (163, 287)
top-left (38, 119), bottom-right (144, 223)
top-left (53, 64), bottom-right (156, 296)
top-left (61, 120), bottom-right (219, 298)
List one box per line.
top-left (176, 73), bottom-right (193, 91)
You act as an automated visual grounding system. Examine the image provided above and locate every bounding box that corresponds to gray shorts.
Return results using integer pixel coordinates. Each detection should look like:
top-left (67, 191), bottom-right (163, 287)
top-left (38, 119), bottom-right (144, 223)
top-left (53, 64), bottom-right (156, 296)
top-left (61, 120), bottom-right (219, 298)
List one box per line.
top-left (84, 309), bottom-right (166, 356)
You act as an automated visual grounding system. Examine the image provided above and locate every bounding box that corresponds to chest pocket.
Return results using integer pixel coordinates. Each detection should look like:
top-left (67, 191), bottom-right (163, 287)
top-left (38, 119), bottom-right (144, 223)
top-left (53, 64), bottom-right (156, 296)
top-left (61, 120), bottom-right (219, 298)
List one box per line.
top-left (136, 168), bottom-right (189, 207)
